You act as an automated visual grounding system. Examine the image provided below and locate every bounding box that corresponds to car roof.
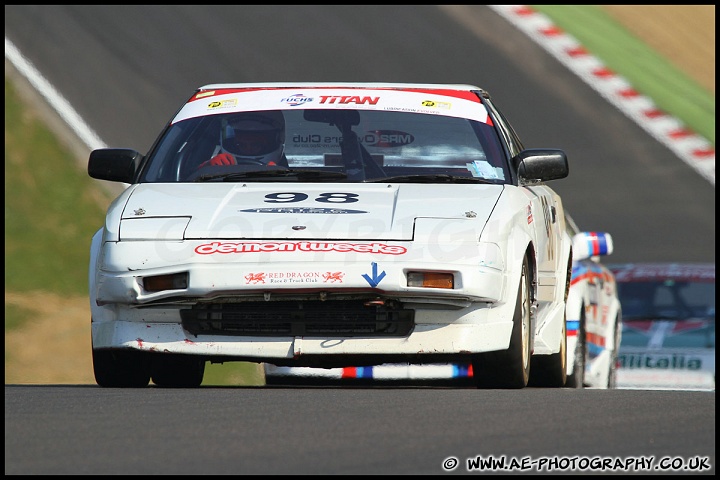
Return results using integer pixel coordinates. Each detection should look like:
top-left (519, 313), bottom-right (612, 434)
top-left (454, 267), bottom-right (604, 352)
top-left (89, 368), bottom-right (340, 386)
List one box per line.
top-left (198, 82), bottom-right (487, 92)
top-left (175, 83), bottom-right (494, 126)
top-left (608, 262), bottom-right (715, 282)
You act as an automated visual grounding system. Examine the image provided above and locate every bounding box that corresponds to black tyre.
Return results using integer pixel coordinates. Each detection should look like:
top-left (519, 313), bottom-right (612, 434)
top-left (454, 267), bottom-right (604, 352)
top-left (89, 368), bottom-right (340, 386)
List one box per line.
top-left (151, 354), bottom-right (206, 388)
top-left (93, 349), bottom-right (151, 388)
top-left (472, 257), bottom-right (531, 389)
top-left (606, 317), bottom-right (621, 389)
top-left (564, 309), bottom-right (586, 388)
top-left (528, 313), bottom-right (567, 387)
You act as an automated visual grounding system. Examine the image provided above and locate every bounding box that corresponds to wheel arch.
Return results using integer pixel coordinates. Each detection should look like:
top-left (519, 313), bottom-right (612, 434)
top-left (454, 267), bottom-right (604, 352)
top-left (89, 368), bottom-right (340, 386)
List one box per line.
top-left (89, 227), bottom-right (103, 318)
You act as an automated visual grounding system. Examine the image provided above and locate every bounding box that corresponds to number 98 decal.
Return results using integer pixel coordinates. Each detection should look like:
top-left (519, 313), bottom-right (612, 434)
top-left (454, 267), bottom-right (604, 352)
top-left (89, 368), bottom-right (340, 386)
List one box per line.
top-left (264, 192), bottom-right (359, 203)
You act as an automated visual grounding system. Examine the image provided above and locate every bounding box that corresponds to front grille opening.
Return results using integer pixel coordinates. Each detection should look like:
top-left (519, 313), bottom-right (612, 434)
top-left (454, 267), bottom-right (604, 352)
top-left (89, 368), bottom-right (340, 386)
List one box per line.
top-left (180, 300), bottom-right (414, 337)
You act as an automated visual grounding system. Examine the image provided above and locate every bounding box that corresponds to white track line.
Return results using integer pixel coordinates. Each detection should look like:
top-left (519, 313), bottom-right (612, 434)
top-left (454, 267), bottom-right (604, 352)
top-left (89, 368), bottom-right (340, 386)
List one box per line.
top-left (4, 37), bottom-right (107, 150)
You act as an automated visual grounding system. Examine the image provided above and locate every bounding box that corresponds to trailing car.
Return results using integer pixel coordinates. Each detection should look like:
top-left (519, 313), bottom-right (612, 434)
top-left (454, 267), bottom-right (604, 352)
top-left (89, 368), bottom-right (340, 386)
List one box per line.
top-left (564, 215), bottom-right (621, 388)
top-left (609, 262), bottom-right (715, 391)
top-left (88, 82), bottom-right (572, 388)
top-left (265, 213), bottom-right (622, 389)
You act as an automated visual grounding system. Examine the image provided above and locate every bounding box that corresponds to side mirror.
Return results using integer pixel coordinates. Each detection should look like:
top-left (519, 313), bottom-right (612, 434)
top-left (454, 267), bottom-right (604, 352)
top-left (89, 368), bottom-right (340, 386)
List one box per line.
top-left (572, 231), bottom-right (614, 261)
top-left (88, 149), bottom-right (143, 183)
top-left (514, 149), bottom-right (568, 183)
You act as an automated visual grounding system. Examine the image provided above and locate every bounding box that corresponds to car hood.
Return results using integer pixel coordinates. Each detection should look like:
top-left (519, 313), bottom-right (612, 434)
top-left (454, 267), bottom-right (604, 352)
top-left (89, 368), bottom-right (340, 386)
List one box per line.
top-left (119, 183), bottom-right (504, 240)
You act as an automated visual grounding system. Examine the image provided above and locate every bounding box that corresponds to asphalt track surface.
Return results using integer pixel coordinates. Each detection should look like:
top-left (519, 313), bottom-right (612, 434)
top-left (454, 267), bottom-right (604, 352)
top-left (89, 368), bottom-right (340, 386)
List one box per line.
top-left (4, 5), bottom-right (715, 475)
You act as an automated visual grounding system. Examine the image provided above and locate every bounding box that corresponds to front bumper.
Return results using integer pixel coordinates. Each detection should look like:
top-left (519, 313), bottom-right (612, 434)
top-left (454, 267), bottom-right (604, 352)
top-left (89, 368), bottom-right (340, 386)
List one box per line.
top-left (91, 314), bottom-right (514, 367)
top-left (91, 239), bottom-right (517, 364)
top-left (93, 239), bottom-right (506, 305)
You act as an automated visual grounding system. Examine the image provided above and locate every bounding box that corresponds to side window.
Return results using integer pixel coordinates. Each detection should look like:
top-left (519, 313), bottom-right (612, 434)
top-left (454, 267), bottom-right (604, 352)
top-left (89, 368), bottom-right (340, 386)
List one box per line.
top-left (141, 124), bottom-right (186, 182)
top-left (483, 99), bottom-right (524, 157)
top-left (142, 117), bottom-right (221, 182)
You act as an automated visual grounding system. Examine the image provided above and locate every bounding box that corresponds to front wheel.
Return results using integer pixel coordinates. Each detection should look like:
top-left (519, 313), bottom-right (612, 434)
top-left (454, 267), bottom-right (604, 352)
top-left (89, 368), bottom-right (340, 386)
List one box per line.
top-left (528, 315), bottom-right (567, 388)
top-left (93, 349), bottom-right (151, 388)
top-left (151, 354), bottom-right (206, 388)
top-left (472, 257), bottom-right (532, 389)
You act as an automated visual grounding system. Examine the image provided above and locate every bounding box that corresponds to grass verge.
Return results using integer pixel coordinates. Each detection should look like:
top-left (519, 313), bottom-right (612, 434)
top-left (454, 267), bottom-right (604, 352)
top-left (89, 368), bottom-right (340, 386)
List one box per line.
top-left (531, 5), bottom-right (714, 145)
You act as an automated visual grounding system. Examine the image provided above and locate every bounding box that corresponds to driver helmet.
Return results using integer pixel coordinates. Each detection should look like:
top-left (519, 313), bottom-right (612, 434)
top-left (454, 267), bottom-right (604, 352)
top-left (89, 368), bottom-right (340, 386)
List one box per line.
top-left (220, 110), bottom-right (286, 166)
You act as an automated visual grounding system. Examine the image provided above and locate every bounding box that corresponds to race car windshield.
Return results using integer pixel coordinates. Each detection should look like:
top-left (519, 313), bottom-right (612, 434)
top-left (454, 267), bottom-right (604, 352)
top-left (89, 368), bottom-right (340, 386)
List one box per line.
top-left (225, 130), bottom-right (280, 156)
top-left (617, 280), bottom-right (716, 320)
top-left (140, 109), bottom-right (510, 183)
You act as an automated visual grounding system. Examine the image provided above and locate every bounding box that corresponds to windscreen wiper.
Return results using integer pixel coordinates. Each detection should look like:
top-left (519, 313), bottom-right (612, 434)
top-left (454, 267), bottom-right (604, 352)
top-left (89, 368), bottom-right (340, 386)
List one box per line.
top-left (193, 169), bottom-right (348, 182)
top-left (364, 174), bottom-right (496, 184)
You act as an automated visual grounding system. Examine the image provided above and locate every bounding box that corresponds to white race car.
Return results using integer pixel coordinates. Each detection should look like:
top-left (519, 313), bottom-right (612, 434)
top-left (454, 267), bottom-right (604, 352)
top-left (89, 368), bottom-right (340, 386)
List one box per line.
top-left (88, 82), bottom-right (572, 388)
top-left (265, 214), bottom-right (622, 389)
top-left (564, 216), bottom-right (621, 388)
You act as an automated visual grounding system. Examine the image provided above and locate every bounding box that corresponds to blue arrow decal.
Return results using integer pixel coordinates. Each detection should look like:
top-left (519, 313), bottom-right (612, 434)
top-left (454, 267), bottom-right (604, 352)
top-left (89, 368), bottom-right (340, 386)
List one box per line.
top-left (362, 262), bottom-right (386, 287)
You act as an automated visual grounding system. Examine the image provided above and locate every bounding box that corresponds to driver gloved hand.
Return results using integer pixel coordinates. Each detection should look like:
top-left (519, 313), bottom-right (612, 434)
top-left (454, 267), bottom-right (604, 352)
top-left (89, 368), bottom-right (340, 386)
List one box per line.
top-left (198, 153), bottom-right (236, 169)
